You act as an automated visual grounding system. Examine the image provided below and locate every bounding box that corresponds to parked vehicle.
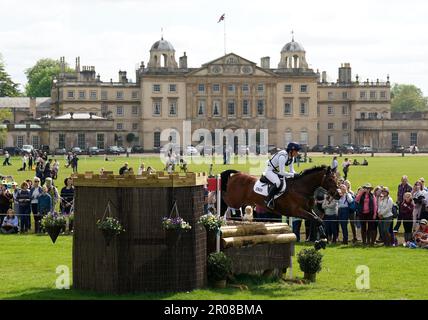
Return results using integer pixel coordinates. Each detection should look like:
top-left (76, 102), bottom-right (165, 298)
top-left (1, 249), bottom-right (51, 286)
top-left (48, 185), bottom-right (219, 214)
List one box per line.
top-left (3, 147), bottom-right (22, 156)
top-left (70, 147), bottom-right (83, 154)
top-left (391, 145), bottom-right (405, 153)
top-left (339, 144), bottom-right (355, 154)
top-left (237, 145), bottom-right (249, 155)
top-left (358, 145), bottom-right (374, 153)
top-left (54, 148), bottom-right (67, 155)
top-left (117, 146), bottom-right (126, 153)
top-left (87, 146), bottom-right (100, 155)
top-left (311, 145), bottom-right (325, 152)
top-left (323, 145), bottom-right (340, 154)
top-left (21, 145), bottom-right (34, 154)
top-left (131, 145), bottom-right (144, 153)
top-left (107, 146), bottom-right (120, 155)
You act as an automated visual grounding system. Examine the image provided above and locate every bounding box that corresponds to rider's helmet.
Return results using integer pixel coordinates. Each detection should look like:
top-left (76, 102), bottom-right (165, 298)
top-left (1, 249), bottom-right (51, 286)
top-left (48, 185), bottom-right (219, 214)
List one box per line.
top-left (286, 142), bottom-right (301, 153)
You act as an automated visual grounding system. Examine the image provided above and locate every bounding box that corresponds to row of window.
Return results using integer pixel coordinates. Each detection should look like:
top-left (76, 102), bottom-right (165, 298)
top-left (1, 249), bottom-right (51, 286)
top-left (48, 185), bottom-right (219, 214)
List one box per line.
top-left (116, 123), bottom-right (139, 131)
top-left (325, 91), bottom-right (388, 100)
top-left (100, 105), bottom-right (140, 116)
top-left (67, 90), bottom-right (139, 100)
top-left (392, 132), bottom-right (418, 146)
top-left (323, 122), bottom-right (349, 130)
top-left (15, 136), bottom-right (40, 149)
top-left (152, 84), bottom-right (309, 94)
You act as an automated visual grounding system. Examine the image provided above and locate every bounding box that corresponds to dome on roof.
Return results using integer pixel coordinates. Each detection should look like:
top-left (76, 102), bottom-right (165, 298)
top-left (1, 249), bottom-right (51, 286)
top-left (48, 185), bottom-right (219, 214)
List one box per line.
top-left (281, 40), bottom-right (305, 53)
top-left (150, 38), bottom-right (175, 51)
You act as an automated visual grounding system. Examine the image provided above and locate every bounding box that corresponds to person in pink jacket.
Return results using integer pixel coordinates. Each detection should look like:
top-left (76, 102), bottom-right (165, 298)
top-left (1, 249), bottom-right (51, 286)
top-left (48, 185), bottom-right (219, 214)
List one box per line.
top-left (355, 183), bottom-right (378, 246)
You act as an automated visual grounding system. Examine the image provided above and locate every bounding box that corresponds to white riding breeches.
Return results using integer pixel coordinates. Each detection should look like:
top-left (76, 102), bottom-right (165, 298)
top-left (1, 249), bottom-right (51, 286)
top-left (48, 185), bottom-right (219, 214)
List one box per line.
top-left (265, 168), bottom-right (283, 188)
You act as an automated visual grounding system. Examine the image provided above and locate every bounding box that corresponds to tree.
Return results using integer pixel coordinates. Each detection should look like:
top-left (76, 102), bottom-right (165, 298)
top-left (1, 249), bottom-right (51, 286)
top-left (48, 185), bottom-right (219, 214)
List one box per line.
top-left (0, 54), bottom-right (21, 97)
top-left (391, 84), bottom-right (428, 112)
top-left (126, 133), bottom-right (136, 145)
top-left (25, 58), bottom-right (73, 97)
top-left (0, 108), bottom-right (12, 146)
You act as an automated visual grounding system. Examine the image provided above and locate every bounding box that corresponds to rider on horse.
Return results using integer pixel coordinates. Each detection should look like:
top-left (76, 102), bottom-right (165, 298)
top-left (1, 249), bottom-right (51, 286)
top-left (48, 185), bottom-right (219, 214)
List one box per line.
top-left (264, 142), bottom-right (301, 209)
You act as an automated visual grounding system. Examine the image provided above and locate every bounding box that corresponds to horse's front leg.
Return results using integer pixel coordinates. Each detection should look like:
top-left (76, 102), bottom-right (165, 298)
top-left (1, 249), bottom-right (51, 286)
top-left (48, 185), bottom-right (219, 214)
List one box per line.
top-left (297, 208), bottom-right (327, 250)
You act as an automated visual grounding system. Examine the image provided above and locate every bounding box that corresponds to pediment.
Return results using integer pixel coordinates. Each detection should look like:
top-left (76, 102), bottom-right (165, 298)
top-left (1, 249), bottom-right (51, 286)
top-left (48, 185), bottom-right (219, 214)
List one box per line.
top-left (187, 53), bottom-right (276, 77)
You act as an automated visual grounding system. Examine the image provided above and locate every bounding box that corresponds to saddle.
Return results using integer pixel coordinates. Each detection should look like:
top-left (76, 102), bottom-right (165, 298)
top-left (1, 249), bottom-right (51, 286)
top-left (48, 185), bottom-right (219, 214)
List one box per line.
top-left (260, 174), bottom-right (284, 193)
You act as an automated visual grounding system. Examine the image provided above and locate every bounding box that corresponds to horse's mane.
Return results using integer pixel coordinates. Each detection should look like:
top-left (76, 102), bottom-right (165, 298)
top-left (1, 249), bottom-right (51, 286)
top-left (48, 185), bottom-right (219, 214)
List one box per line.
top-left (292, 165), bottom-right (328, 180)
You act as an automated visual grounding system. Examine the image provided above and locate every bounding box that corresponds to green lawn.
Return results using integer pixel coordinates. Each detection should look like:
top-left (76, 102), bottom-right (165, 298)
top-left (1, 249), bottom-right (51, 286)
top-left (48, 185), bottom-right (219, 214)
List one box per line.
top-left (0, 154), bottom-right (427, 300)
top-left (0, 235), bottom-right (426, 300)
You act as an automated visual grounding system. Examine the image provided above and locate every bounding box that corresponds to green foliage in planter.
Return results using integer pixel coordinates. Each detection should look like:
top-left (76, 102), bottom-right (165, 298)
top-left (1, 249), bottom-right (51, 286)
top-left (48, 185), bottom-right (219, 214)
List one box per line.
top-left (207, 252), bottom-right (232, 281)
top-left (96, 217), bottom-right (125, 235)
top-left (297, 248), bottom-right (323, 274)
top-left (41, 214), bottom-right (66, 228)
top-left (198, 213), bottom-right (225, 232)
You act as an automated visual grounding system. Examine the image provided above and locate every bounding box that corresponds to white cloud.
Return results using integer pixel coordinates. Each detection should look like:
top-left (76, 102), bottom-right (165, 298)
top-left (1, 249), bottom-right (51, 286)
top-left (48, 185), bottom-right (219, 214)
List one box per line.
top-left (1, 0), bottom-right (428, 94)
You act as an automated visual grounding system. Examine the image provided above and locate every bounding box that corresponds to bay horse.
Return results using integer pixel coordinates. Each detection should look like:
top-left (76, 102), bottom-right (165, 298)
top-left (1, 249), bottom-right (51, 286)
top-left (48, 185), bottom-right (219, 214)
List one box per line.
top-left (220, 165), bottom-right (340, 250)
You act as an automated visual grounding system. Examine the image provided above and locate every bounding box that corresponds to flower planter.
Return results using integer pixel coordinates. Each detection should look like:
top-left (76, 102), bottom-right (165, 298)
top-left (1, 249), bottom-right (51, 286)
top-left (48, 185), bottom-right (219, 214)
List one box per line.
top-left (304, 272), bottom-right (316, 283)
top-left (213, 279), bottom-right (227, 289)
top-left (206, 229), bottom-right (218, 256)
top-left (46, 225), bottom-right (62, 244)
top-left (101, 228), bottom-right (118, 246)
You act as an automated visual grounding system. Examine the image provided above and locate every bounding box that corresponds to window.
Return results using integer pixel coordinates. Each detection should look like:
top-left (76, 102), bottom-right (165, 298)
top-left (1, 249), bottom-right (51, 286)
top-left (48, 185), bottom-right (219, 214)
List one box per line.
top-left (169, 84), bottom-right (176, 93)
top-left (328, 105), bottom-right (334, 115)
top-left (153, 100), bottom-right (161, 116)
top-left (328, 92), bottom-right (334, 100)
top-left (90, 91), bottom-right (97, 100)
top-left (342, 122), bottom-right (348, 130)
top-left (368, 112), bottom-right (378, 119)
top-left (284, 85), bottom-right (292, 93)
top-left (228, 100), bottom-right (235, 116)
top-left (370, 91), bottom-right (377, 99)
top-left (153, 84), bottom-right (161, 92)
top-left (67, 91), bottom-right (74, 99)
top-left (360, 91), bottom-right (366, 99)
top-left (411, 132), bottom-right (418, 146)
top-left (284, 102), bottom-right (292, 116)
top-left (342, 92), bottom-right (348, 100)
top-left (154, 132), bottom-right (161, 148)
top-left (96, 133), bottom-right (104, 149)
top-left (284, 131), bottom-right (292, 145)
top-left (117, 123), bottom-right (123, 130)
top-left (132, 123), bottom-right (138, 130)
top-left (342, 105), bottom-right (348, 115)
top-left (328, 123), bottom-right (334, 130)
top-left (228, 84), bottom-right (235, 92)
top-left (213, 100), bottom-right (221, 116)
top-left (242, 100), bottom-right (250, 116)
top-left (116, 91), bottom-right (124, 100)
top-left (257, 84), bottom-right (264, 92)
top-left (32, 136), bottom-right (40, 149)
top-left (242, 84), bottom-right (249, 93)
top-left (198, 84), bottom-right (205, 92)
top-left (257, 100), bottom-right (265, 116)
top-left (169, 100), bottom-right (177, 116)
top-left (116, 106), bottom-right (124, 116)
top-left (79, 91), bottom-right (86, 99)
top-left (343, 134), bottom-right (350, 144)
top-left (132, 105), bottom-right (139, 115)
top-left (212, 84), bottom-right (220, 92)
top-left (58, 134), bottom-right (65, 149)
top-left (391, 132), bottom-right (399, 147)
top-left (328, 135), bottom-right (334, 146)
top-left (132, 91), bottom-right (139, 99)
top-left (380, 91), bottom-right (387, 99)
top-left (300, 85), bottom-right (308, 93)
top-left (101, 91), bottom-right (107, 100)
top-left (78, 133), bottom-right (86, 149)
top-left (16, 136), bottom-right (24, 148)
top-left (101, 104), bottom-right (108, 115)
top-left (360, 112), bottom-right (366, 119)
top-left (300, 130), bottom-right (308, 145)
top-left (300, 102), bottom-right (308, 115)
top-left (197, 100), bottom-right (206, 116)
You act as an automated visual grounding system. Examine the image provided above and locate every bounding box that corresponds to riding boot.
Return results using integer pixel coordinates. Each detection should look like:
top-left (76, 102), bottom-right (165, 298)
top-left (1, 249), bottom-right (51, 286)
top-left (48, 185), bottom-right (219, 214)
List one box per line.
top-left (265, 184), bottom-right (279, 209)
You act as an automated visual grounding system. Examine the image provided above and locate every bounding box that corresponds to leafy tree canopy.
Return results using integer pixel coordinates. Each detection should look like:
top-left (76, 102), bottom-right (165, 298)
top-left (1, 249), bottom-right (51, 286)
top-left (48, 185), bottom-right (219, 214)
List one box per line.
top-left (0, 54), bottom-right (21, 97)
top-left (391, 84), bottom-right (428, 112)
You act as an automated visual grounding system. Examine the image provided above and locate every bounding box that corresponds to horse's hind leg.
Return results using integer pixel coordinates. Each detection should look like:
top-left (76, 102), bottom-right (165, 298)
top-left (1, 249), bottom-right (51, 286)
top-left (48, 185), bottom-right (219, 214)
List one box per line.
top-left (296, 209), bottom-right (327, 250)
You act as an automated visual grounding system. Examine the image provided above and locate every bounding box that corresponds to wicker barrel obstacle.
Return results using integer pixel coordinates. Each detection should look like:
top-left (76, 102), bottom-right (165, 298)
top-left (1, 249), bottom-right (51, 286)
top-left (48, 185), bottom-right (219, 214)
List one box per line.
top-left (219, 222), bottom-right (296, 276)
top-left (72, 171), bottom-right (208, 294)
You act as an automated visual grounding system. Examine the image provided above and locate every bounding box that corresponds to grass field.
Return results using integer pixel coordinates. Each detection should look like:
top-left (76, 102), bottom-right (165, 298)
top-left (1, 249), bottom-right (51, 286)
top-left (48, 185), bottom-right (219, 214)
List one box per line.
top-left (0, 153), bottom-right (427, 300)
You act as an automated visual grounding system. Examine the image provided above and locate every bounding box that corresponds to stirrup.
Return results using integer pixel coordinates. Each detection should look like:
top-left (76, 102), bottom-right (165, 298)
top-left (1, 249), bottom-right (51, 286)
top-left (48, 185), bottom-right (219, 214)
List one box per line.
top-left (265, 198), bottom-right (274, 209)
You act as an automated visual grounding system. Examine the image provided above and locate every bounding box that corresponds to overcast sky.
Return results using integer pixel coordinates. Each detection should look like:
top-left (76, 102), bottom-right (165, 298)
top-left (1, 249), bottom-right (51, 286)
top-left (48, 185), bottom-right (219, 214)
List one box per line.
top-left (1, 0), bottom-right (428, 95)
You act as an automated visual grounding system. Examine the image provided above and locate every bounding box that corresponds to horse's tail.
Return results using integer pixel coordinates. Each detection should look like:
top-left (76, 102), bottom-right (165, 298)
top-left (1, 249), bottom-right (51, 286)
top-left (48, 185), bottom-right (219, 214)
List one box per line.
top-left (220, 170), bottom-right (239, 192)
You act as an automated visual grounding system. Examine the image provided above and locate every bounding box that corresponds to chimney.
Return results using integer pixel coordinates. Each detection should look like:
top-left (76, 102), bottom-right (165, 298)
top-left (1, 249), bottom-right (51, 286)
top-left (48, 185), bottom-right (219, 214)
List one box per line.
top-left (119, 70), bottom-right (128, 83)
top-left (338, 63), bottom-right (352, 84)
top-left (29, 97), bottom-right (36, 118)
top-left (322, 71), bottom-right (327, 83)
top-left (60, 57), bottom-right (65, 73)
top-left (75, 57), bottom-right (80, 72)
top-left (179, 52), bottom-right (187, 69)
top-left (260, 57), bottom-right (270, 69)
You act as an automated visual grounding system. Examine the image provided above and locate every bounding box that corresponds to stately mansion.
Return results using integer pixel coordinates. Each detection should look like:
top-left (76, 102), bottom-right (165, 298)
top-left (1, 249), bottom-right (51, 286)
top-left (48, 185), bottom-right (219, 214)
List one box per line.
top-left (1, 37), bottom-right (428, 151)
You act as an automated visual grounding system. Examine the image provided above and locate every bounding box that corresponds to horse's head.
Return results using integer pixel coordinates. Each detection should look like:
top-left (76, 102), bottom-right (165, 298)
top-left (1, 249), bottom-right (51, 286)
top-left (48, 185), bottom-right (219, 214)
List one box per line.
top-left (322, 167), bottom-right (340, 200)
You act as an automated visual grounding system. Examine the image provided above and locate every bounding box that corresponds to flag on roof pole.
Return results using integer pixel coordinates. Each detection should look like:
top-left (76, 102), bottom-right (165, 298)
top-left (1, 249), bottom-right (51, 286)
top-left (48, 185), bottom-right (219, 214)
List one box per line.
top-left (217, 13), bottom-right (225, 23)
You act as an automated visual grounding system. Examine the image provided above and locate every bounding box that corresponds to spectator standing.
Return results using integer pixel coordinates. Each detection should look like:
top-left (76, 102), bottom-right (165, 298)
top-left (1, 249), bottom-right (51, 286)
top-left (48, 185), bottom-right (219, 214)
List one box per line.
top-left (322, 194), bottom-right (339, 243)
top-left (412, 181), bottom-right (426, 231)
top-left (377, 187), bottom-right (394, 246)
top-left (61, 178), bottom-right (75, 232)
top-left (0, 209), bottom-right (19, 234)
top-left (16, 181), bottom-right (32, 233)
top-left (137, 163), bottom-right (145, 175)
top-left (344, 180), bottom-right (359, 242)
top-left (119, 162), bottom-right (129, 175)
top-left (37, 186), bottom-right (52, 216)
top-left (52, 160), bottom-right (60, 180)
top-left (0, 184), bottom-right (12, 225)
top-left (338, 184), bottom-right (354, 245)
top-left (30, 177), bottom-right (43, 234)
top-left (397, 192), bottom-right (415, 243)
top-left (44, 178), bottom-right (59, 212)
top-left (71, 154), bottom-right (79, 173)
top-left (331, 157), bottom-right (338, 173)
top-left (3, 151), bottom-right (11, 166)
top-left (28, 154), bottom-right (33, 170)
top-left (355, 183), bottom-right (378, 246)
top-left (309, 187), bottom-right (327, 242)
top-left (397, 176), bottom-right (413, 206)
top-left (342, 158), bottom-right (351, 181)
top-left (21, 154), bottom-right (28, 171)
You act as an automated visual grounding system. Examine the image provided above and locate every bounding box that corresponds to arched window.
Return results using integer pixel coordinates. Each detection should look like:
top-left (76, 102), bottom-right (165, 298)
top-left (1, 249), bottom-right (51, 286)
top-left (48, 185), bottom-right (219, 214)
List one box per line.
top-left (154, 132), bottom-right (161, 148)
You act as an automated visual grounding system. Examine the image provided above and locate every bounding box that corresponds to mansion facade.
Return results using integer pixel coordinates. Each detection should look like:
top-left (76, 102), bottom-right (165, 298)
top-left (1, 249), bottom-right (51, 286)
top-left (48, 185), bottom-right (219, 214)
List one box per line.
top-left (1, 37), bottom-right (428, 151)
